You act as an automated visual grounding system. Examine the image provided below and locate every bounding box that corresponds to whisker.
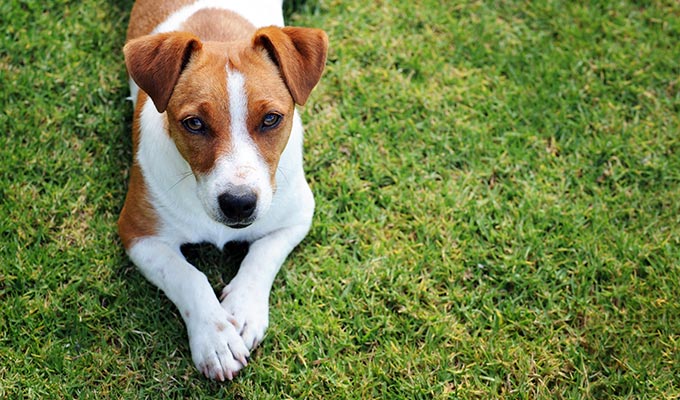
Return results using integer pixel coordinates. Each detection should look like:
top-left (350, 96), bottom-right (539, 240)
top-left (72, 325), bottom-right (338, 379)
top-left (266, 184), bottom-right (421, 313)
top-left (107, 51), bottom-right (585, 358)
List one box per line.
top-left (168, 171), bottom-right (194, 192)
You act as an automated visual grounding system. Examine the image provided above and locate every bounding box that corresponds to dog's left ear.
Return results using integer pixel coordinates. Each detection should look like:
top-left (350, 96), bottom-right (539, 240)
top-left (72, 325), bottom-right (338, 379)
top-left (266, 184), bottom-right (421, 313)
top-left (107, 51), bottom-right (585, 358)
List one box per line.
top-left (253, 27), bottom-right (328, 105)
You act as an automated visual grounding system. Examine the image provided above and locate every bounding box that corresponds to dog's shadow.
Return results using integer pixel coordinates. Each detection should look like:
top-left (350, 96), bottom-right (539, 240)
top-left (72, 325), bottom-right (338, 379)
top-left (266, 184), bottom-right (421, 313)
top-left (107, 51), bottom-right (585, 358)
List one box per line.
top-left (181, 241), bottom-right (250, 290)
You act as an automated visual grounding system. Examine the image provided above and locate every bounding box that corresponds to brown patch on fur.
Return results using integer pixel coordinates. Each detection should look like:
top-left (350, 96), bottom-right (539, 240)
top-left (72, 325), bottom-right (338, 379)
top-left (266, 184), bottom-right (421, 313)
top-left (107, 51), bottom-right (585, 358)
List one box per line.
top-left (118, 164), bottom-right (159, 250)
top-left (180, 9), bottom-right (255, 42)
top-left (127, 0), bottom-right (195, 40)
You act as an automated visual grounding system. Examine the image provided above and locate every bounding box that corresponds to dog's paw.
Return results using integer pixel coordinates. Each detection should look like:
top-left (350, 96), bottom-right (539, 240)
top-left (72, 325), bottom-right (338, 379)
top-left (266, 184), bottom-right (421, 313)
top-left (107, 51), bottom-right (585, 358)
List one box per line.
top-left (220, 282), bottom-right (270, 350)
top-left (187, 309), bottom-right (250, 381)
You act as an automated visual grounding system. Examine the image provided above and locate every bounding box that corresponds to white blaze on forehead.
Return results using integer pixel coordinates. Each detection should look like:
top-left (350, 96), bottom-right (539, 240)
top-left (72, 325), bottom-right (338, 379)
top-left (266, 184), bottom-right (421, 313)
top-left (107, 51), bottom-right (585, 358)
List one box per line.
top-left (224, 66), bottom-right (260, 170)
top-left (227, 69), bottom-right (248, 138)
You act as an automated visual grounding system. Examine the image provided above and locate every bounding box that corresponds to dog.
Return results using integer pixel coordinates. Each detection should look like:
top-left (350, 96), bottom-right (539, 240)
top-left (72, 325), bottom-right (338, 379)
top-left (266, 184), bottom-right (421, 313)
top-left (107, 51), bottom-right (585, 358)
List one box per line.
top-left (118, 0), bottom-right (328, 381)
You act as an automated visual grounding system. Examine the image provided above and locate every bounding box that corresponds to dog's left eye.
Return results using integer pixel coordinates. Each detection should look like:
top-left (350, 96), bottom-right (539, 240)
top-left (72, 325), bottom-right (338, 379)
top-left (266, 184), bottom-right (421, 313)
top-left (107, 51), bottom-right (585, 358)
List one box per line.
top-left (182, 117), bottom-right (207, 134)
top-left (260, 113), bottom-right (282, 131)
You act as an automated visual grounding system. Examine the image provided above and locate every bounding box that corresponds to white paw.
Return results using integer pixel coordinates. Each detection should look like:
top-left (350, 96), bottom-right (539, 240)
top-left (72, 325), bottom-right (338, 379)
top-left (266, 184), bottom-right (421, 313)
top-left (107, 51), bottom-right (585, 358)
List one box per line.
top-left (186, 307), bottom-right (250, 381)
top-left (220, 282), bottom-right (270, 350)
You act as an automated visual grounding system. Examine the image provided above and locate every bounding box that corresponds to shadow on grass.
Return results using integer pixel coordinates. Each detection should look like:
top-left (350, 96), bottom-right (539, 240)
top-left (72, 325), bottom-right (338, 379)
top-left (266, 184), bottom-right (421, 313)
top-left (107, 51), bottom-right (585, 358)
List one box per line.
top-left (284, 0), bottom-right (319, 21)
top-left (106, 0), bottom-right (135, 17)
top-left (181, 241), bottom-right (250, 288)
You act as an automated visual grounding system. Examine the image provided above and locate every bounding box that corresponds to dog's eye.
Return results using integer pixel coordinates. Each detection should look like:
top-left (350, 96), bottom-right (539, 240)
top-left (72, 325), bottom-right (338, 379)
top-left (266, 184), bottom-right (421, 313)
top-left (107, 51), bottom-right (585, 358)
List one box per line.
top-left (260, 113), bottom-right (282, 131)
top-left (182, 117), bottom-right (207, 134)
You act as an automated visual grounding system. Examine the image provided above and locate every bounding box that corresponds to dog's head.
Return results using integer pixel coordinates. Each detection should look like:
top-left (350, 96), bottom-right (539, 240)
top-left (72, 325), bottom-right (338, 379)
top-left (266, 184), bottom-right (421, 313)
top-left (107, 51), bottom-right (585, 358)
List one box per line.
top-left (124, 27), bottom-right (328, 228)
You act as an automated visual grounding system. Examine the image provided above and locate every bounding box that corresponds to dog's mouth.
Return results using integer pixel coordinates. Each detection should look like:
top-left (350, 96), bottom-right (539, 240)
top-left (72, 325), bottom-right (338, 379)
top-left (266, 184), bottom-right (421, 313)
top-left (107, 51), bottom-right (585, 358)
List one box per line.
top-left (224, 220), bottom-right (253, 229)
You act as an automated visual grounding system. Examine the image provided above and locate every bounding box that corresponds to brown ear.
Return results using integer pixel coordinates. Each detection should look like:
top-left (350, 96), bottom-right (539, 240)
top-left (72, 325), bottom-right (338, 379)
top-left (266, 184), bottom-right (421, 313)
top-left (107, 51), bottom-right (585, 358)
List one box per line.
top-left (253, 26), bottom-right (328, 105)
top-left (124, 32), bottom-right (203, 113)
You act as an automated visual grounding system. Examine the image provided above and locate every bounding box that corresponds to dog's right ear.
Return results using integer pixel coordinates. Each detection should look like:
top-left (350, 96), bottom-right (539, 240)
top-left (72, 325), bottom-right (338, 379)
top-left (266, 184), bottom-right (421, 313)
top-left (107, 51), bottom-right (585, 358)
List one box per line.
top-left (124, 32), bottom-right (203, 113)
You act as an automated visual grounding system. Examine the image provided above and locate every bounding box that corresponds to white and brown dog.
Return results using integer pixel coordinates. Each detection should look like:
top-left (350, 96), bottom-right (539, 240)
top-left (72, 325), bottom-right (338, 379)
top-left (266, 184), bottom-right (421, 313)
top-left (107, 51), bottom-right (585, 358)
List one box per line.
top-left (118, 0), bottom-right (328, 381)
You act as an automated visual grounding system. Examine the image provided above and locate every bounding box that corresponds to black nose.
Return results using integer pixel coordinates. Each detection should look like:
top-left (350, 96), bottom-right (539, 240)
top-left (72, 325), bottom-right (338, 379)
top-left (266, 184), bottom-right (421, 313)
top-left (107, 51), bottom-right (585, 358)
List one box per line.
top-left (218, 186), bottom-right (257, 225)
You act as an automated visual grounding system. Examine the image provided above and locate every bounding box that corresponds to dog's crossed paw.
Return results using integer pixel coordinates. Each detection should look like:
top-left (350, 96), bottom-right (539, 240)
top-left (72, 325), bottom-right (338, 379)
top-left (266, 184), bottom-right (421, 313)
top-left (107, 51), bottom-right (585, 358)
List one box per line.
top-left (187, 309), bottom-right (250, 381)
top-left (220, 282), bottom-right (270, 351)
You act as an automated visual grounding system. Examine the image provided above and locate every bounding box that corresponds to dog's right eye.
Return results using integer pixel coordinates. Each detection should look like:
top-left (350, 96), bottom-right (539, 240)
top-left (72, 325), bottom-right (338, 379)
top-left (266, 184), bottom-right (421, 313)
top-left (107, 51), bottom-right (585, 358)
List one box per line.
top-left (182, 117), bottom-right (207, 134)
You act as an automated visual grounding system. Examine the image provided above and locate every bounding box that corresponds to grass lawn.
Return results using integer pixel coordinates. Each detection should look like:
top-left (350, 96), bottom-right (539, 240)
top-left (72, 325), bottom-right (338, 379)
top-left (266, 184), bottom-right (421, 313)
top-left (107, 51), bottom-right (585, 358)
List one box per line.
top-left (1, 0), bottom-right (679, 398)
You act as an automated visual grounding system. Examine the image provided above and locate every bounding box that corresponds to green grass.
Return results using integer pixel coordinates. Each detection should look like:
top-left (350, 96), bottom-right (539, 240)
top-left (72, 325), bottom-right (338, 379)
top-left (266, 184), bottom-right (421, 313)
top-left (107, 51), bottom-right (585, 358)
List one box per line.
top-left (1, 0), bottom-right (679, 398)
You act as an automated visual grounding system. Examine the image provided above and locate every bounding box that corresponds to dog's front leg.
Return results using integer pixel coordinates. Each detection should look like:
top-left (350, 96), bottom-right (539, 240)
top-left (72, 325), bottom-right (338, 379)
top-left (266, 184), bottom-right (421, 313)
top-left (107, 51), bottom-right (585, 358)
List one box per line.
top-left (220, 224), bottom-right (310, 350)
top-left (128, 237), bottom-right (249, 381)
